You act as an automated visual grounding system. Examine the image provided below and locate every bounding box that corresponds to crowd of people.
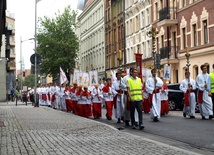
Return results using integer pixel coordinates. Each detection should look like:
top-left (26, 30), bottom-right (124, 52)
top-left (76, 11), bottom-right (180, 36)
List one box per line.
top-left (26, 64), bottom-right (214, 130)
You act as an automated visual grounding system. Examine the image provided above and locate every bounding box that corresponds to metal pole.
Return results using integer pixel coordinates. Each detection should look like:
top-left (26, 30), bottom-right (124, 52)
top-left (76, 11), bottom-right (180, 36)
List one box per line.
top-left (34, 0), bottom-right (38, 107)
top-left (20, 37), bottom-right (23, 97)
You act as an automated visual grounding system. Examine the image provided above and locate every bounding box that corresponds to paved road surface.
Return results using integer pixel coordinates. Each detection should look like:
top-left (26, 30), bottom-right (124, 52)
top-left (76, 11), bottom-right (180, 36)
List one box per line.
top-left (0, 102), bottom-right (202, 155)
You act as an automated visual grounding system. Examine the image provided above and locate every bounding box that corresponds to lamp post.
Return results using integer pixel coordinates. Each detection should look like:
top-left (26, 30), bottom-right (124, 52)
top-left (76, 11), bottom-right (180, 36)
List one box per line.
top-left (147, 27), bottom-right (159, 73)
top-left (20, 37), bottom-right (34, 95)
top-left (34, 0), bottom-right (42, 107)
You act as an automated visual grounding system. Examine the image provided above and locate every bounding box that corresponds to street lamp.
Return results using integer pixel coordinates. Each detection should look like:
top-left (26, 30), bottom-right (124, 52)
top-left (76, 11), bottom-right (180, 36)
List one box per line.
top-left (34, 0), bottom-right (42, 107)
top-left (20, 37), bottom-right (34, 95)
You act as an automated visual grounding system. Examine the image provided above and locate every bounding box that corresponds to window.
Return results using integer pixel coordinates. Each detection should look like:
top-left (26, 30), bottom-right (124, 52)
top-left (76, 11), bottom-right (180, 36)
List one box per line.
top-left (160, 0), bottom-right (163, 9)
top-left (182, 0), bottom-right (186, 7)
top-left (147, 9), bottom-right (150, 25)
top-left (193, 24), bottom-right (197, 46)
top-left (203, 20), bottom-right (208, 44)
top-left (161, 35), bottom-right (164, 47)
top-left (141, 12), bottom-right (144, 28)
top-left (182, 28), bottom-right (186, 49)
top-left (155, 2), bottom-right (158, 21)
top-left (136, 15), bottom-right (139, 31)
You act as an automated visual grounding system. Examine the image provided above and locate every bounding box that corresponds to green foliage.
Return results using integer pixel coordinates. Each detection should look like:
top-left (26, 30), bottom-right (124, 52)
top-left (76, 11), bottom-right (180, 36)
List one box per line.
top-left (37, 6), bottom-right (79, 77)
top-left (23, 74), bottom-right (39, 88)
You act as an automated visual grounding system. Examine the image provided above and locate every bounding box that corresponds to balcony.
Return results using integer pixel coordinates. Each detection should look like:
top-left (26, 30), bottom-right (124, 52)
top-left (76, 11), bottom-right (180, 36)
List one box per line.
top-left (157, 7), bottom-right (178, 27)
top-left (160, 46), bottom-right (179, 65)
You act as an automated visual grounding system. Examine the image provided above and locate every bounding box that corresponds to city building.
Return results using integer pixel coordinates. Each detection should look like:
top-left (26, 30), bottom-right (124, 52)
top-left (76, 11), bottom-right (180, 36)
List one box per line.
top-left (0, 11), bottom-right (16, 101)
top-left (77, 0), bottom-right (105, 79)
top-left (104, 0), bottom-right (125, 77)
top-left (125, 0), bottom-right (152, 72)
top-left (153, 0), bottom-right (214, 83)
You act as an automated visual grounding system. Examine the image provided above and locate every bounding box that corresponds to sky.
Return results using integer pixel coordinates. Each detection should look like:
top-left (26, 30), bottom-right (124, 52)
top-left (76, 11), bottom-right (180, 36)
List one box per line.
top-left (7, 0), bottom-right (79, 70)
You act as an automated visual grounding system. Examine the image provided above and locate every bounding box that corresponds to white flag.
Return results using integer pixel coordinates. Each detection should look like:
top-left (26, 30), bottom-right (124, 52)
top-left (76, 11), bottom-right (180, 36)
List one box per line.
top-left (76, 72), bottom-right (83, 86)
top-left (36, 0), bottom-right (42, 4)
top-left (110, 70), bottom-right (117, 82)
top-left (60, 67), bottom-right (68, 85)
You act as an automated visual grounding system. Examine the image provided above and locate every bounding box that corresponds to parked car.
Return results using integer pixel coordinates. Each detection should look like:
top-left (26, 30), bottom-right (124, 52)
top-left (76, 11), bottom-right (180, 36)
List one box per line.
top-left (167, 83), bottom-right (199, 112)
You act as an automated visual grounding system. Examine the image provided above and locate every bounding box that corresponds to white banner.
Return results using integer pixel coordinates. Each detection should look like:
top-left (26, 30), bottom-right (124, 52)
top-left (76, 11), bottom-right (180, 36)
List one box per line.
top-left (89, 70), bottom-right (98, 86)
top-left (76, 72), bottom-right (83, 86)
top-left (73, 69), bottom-right (81, 83)
top-left (164, 65), bottom-right (171, 80)
top-left (60, 67), bottom-right (68, 85)
top-left (82, 72), bottom-right (89, 87)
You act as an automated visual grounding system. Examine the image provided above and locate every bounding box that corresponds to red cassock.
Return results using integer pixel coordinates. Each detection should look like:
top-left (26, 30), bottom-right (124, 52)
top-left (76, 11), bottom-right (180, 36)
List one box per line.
top-left (102, 85), bottom-right (113, 118)
top-left (42, 94), bottom-right (47, 101)
top-left (160, 84), bottom-right (169, 115)
top-left (64, 89), bottom-right (73, 112)
top-left (142, 85), bottom-right (151, 113)
top-left (81, 91), bottom-right (92, 117)
top-left (75, 88), bottom-right (82, 116)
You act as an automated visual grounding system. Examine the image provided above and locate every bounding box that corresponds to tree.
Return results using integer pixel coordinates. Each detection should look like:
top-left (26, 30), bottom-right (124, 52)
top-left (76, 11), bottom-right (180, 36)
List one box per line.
top-left (23, 74), bottom-right (39, 88)
top-left (37, 6), bottom-right (79, 78)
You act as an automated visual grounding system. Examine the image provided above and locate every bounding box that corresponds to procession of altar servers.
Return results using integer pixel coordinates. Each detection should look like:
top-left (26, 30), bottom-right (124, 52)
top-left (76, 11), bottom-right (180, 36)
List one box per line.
top-left (32, 79), bottom-right (169, 126)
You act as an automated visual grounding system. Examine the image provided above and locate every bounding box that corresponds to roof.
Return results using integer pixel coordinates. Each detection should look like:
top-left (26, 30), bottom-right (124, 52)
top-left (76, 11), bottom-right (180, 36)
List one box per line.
top-left (83, 0), bottom-right (93, 10)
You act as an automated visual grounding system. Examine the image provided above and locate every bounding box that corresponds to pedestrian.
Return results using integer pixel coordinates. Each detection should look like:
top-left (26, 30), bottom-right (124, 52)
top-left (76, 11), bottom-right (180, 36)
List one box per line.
top-left (46, 83), bottom-right (51, 107)
top-left (127, 68), bottom-right (144, 130)
top-left (142, 82), bottom-right (150, 113)
top-left (102, 78), bottom-right (114, 120)
top-left (112, 72), bottom-right (125, 123)
top-left (50, 83), bottom-right (59, 109)
top-left (80, 86), bottom-right (92, 118)
top-left (64, 85), bottom-right (72, 112)
top-left (160, 77), bottom-right (169, 115)
top-left (180, 71), bottom-right (196, 118)
top-left (209, 64), bottom-right (214, 117)
top-left (70, 82), bottom-right (79, 114)
top-left (146, 69), bottom-right (163, 122)
top-left (196, 64), bottom-right (213, 119)
top-left (91, 84), bottom-right (103, 119)
top-left (123, 67), bottom-right (140, 126)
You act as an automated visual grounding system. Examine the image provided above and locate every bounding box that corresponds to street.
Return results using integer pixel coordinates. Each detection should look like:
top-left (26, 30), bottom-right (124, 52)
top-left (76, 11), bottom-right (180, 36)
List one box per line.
top-left (0, 102), bottom-right (213, 155)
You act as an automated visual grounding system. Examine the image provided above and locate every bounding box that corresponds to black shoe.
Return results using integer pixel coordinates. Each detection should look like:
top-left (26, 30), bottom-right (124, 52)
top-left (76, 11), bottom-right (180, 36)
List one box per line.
top-left (153, 117), bottom-right (159, 122)
top-left (139, 125), bottom-right (144, 130)
top-left (117, 118), bottom-right (121, 123)
top-left (132, 125), bottom-right (137, 129)
top-left (125, 121), bottom-right (130, 126)
top-left (190, 116), bottom-right (195, 119)
top-left (209, 115), bottom-right (213, 119)
top-left (202, 116), bottom-right (206, 120)
top-left (135, 122), bottom-right (139, 126)
top-left (183, 113), bottom-right (186, 117)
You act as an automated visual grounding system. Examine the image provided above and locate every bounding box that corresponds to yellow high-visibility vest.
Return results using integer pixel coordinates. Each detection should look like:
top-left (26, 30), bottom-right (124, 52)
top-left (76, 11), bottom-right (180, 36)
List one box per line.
top-left (210, 72), bottom-right (214, 93)
top-left (127, 77), bottom-right (142, 101)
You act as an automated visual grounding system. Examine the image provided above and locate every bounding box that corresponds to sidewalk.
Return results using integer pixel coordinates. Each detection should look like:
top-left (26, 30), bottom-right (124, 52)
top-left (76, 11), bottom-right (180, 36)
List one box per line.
top-left (0, 102), bottom-right (201, 155)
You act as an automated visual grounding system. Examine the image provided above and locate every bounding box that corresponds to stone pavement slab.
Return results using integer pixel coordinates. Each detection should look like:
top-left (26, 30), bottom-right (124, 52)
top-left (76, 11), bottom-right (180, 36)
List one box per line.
top-left (0, 102), bottom-right (201, 155)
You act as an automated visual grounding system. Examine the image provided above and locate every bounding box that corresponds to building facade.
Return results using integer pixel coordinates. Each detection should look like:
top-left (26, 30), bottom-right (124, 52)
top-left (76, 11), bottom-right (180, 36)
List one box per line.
top-left (125, 0), bottom-right (152, 72)
top-left (104, 0), bottom-right (125, 77)
top-left (153, 0), bottom-right (214, 83)
top-left (0, 11), bottom-right (16, 101)
top-left (78, 0), bottom-right (105, 79)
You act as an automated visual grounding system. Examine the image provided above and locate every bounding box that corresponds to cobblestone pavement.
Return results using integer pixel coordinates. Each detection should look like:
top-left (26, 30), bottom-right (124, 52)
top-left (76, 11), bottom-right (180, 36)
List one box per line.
top-left (0, 102), bottom-right (201, 155)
